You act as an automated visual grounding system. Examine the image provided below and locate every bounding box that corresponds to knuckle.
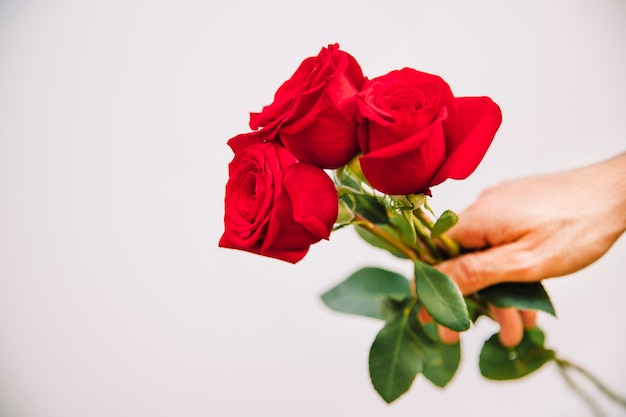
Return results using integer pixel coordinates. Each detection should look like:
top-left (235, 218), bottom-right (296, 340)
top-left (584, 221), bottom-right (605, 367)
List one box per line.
top-left (454, 255), bottom-right (483, 294)
top-left (511, 241), bottom-right (546, 281)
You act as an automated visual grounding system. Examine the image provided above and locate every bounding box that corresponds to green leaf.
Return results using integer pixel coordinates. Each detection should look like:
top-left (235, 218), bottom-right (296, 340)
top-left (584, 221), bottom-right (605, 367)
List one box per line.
top-left (406, 302), bottom-right (439, 349)
top-left (346, 153), bottom-right (368, 184)
top-left (335, 164), bottom-right (362, 190)
top-left (411, 320), bottom-right (461, 388)
top-left (355, 224), bottom-right (408, 259)
top-left (465, 297), bottom-right (485, 322)
top-left (369, 309), bottom-right (423, 403)
top-left (321, 267), bottom-right (411, 320)
top-left (424, 341), bottom-right (461, 388)
top-left (479, 327), bottom-right (556, 380)
top-left (431, 210), bottom-right (458, 238)
top-left (478, 282), bottom-right (556, 316)
top-left (379, 297), bottom-right (410, 322)
top-left (414, 261), bottom-right (470, 331)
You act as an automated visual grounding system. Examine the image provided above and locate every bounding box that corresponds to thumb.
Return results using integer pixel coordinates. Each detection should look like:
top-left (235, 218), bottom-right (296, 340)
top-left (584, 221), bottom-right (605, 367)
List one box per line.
top-left (437, 242), bottom-right (533, 294)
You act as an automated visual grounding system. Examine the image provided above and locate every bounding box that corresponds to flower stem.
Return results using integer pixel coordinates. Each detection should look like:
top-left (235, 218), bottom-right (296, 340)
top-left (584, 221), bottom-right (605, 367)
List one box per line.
top-left (439, 234), bottom-right (461, 257)
top-left (410, 211), bottom-right (445, 260)
top-left (555, 357), bottom-right (626, 412)
top-left (352, 213), bottom-right (436, 263)
top-left (556, 361), bottom-right (606, 417)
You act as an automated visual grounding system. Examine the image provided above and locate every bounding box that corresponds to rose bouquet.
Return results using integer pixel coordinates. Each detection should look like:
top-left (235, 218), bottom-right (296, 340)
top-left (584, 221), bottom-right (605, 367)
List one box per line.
top-left (219, 44), bottom-right (625, 411)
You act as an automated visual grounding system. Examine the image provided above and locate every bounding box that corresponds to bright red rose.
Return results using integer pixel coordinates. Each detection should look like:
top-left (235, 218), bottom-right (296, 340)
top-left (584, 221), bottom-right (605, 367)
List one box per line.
top-left (219, 132), bottom-right (338, 263)
top-left (356, 68), bottom-right (502, 195)
top-left (249, 43), bottom-right (365, 169)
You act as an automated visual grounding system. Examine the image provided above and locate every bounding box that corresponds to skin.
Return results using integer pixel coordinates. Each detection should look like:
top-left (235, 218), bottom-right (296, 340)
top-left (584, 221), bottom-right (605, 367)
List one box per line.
top-left (431, 152), bottom-right (626, 347)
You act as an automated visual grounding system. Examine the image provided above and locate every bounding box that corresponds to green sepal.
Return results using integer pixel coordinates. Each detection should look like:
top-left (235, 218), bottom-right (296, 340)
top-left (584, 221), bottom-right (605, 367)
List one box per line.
top-left (335, 166), bottom-right (388, 225)
top-left (389, 208), bottom-right (418, 245)
top-left (320, 267), bottom-right (411, 320)
top-left (477, 282), bottom-right (556, 316)
top-left (479, 327), bottom-right (556, 380)
top-left (392, 193), bottom-right (427, 210)
top-left (346, 153), bottom-right (368, 184)
top-left (340, 192), bottom-right (388, 225)
top-left (335, 199), bottom-right (355, 226)
top-left (369, 304), bottom-right (424, 403)
top-left (414, 261), bottom-right (470, 331)
top-left (431, 210), bottom-right (458, 238)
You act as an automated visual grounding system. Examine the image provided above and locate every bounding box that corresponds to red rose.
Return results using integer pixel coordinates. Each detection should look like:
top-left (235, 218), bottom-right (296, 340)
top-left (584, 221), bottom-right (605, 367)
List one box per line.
top-left (219, 132), bottom-right (338, 263)
top-left (356, 68), bottom-right (502, 195)
top-left (249, 44), bottom-right (365, 169)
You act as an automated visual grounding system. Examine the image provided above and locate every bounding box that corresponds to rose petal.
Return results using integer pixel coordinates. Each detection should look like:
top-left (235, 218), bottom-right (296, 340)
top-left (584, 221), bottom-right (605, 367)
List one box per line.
top-left (359, 121), bottom-right (447, 195)
top-left (219, 232), bottom-right (308, 264)
top-left (227, 131), bottom-right (264, 152)
top-left (280, 98), bottom-right (360, 168)
top-left (431, 96), bottom-right (502, 185)
top-left (282, 163), bottom-right (337, 239)
top-left (249, 43), bottom-right (365, 163)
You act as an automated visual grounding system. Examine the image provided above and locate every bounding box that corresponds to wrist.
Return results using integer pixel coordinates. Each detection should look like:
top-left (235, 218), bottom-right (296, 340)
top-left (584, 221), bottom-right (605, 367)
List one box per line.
top-left (586, 152), bottom-right (626, 234)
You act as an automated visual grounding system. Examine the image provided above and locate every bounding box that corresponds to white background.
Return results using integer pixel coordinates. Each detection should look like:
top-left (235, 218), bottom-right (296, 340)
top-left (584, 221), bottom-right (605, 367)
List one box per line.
top-left (1, 0), bottom-right (625, 416)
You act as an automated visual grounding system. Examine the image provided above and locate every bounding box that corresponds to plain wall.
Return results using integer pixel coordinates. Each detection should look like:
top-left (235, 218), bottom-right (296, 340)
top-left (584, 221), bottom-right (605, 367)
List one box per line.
top-left (0, 0), bottom-right (625, 416)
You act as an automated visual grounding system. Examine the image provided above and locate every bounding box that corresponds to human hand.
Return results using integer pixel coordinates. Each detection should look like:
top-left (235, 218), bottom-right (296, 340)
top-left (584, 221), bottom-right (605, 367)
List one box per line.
top-left (435, 152), bottom-right (626, 346)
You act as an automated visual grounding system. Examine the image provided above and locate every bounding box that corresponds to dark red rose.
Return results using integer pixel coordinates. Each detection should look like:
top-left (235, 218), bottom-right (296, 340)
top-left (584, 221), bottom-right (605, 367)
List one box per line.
top-left (356, 68), bottom-right (502, 195)
top-left (249, 43), bottom-right (365, 169)
top-left (219, 132), bottom-right (338, 263)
